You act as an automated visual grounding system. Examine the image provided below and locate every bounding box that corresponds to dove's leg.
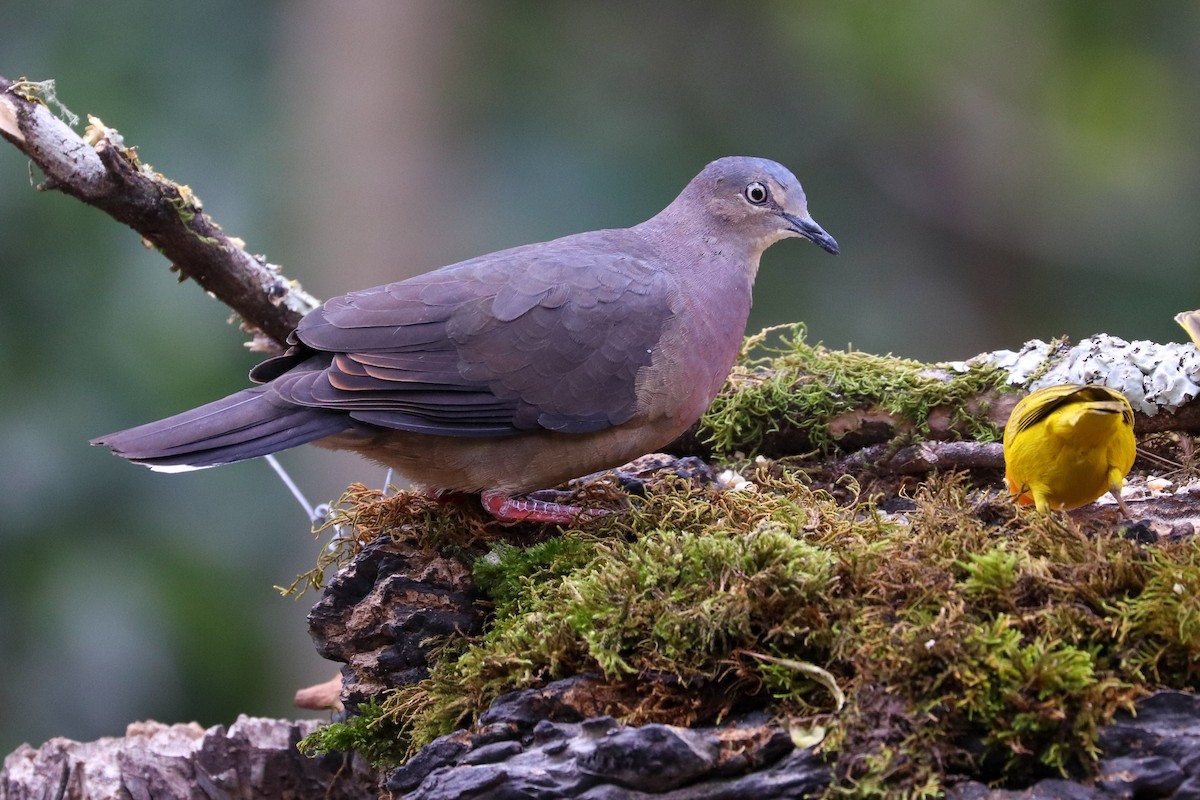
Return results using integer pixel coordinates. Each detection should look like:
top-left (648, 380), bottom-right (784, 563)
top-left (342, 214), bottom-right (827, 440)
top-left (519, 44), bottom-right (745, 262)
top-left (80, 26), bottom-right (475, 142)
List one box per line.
top-left (480, 490), bottom-right (605, 524)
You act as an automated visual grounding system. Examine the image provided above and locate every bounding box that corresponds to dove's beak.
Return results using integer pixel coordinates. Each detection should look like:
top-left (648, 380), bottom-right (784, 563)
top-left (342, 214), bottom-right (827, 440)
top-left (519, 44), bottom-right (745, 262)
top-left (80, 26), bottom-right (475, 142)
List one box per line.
top-left (784, 213), bottom-right (839, 255)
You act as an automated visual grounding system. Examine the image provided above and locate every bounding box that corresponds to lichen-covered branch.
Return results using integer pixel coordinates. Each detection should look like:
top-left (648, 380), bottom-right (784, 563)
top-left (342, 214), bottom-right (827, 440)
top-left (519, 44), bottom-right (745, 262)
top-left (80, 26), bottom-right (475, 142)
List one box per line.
top-left (0, 76), bottom-right (317, 350)
top-left (669, 327), bottom-right (1200, 466)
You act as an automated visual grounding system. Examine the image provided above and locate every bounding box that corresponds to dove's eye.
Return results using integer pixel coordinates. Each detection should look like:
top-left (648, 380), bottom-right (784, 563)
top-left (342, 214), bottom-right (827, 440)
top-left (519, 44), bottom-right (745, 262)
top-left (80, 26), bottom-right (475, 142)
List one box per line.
top-left (744, 182), bottom-right (769, 205)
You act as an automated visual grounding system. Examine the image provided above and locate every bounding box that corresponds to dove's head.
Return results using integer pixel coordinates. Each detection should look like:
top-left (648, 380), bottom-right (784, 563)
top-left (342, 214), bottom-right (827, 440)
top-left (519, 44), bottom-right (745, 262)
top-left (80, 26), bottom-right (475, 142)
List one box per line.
top-left (676, 156), bottom-right (839, 257)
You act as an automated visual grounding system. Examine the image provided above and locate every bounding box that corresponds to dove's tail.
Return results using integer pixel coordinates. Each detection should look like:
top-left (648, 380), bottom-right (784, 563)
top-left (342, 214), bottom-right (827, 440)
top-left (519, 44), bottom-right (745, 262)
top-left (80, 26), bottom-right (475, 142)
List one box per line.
top-left (91, 386), bottom-right (350, 471)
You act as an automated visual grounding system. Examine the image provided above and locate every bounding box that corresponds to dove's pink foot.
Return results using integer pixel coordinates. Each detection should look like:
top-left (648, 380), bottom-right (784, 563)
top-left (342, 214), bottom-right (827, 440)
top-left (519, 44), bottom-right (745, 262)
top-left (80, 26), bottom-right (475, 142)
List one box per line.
top-left (480, 490), bottom-right (606, 524)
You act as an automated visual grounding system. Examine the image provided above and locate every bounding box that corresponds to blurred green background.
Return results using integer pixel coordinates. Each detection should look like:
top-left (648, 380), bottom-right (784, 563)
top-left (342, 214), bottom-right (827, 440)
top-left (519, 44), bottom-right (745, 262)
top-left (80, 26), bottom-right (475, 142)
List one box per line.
top-left (1, 1), bottom-right (1197, 757)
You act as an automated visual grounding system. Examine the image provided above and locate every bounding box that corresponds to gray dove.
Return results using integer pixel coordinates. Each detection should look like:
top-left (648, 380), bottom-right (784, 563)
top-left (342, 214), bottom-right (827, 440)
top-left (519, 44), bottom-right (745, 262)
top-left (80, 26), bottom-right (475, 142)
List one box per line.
top-left (93, 156), bottom-right (839, 522)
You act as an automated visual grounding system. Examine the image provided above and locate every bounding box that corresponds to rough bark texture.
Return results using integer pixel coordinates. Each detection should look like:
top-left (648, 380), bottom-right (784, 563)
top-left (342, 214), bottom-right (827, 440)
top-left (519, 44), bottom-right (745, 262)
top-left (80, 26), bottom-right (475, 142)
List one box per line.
top-left (0, 716), bottom-right (379, 799)
top-left (308, 536), bottom-right (484, 707)
top-left (379, 685), bottom-right (1200, 800)
top-left (7, 691), bottom-right (1200, 799)
top-left (385, 676), bottom-right (830, 799)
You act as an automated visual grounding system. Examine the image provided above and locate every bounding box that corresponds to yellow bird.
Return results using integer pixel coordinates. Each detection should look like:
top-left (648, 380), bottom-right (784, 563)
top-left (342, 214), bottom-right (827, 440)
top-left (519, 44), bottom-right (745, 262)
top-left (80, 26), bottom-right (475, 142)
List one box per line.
top-left (1003, 384), bottom-right (1136, 516)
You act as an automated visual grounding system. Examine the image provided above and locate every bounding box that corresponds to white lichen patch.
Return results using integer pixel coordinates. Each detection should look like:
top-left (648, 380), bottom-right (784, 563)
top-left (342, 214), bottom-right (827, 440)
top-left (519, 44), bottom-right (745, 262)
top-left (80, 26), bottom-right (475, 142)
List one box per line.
top-left (964, 339), bottom-right (1059, 383)
top-left (974, 335), bottom-right (1200, 415)
top-left (716, 468), bottom-right (757, 492)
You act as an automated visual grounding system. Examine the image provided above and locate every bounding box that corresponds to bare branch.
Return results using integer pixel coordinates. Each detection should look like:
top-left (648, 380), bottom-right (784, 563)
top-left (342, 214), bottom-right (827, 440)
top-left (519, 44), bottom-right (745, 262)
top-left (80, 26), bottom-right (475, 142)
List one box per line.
top-left (832, 440), bottom-right (1005, 476)
top-left (0, 76), bottom-right (317, 351)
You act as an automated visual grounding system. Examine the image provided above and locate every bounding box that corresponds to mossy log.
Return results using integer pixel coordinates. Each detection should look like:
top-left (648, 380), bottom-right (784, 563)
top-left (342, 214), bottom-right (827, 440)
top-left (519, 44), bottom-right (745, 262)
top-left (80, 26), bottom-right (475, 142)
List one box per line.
top-left (672, 326), bottom-right (1200, 470)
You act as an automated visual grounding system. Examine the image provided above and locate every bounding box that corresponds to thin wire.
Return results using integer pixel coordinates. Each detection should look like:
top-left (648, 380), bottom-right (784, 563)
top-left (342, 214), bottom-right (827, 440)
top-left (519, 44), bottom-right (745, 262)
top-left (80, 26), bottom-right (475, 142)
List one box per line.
top-left (264, 453), bottom-right (322, 525)
top-left (264, 454), bottom-right (352, 544)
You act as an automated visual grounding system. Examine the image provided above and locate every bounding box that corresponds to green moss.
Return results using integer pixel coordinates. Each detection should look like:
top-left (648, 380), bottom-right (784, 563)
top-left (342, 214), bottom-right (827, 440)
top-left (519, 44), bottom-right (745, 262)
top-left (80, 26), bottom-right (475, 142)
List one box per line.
top-left (699, 323), bottom-right (1010, 455)
top-left (297, 698), bottom-right (411, 767)
top-left (415, 508), bottom-right (844, 727)
top-left (473, 535), bottom-right (601, 616)
top-left (290, 333), bottom-right (1199, 796)
top-left (959, 545), bottom-right (1020, 604)
top-left (948, 615), bottom-right (1116, 772)
top-left (1110, 545), bottom-right (1200, 682)
top-left (305, 468), bottom-right (1200, 790)
top-left (566, 524), bottom-right (835, 677)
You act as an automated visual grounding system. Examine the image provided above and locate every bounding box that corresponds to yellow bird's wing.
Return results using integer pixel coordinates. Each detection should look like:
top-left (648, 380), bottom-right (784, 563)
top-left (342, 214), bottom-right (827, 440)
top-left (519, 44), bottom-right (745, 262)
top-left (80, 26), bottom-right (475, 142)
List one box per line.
top-left (1005, 384), bottom-right (1088, 442)
top-left (1007, 385), bottom-right (1131, 440)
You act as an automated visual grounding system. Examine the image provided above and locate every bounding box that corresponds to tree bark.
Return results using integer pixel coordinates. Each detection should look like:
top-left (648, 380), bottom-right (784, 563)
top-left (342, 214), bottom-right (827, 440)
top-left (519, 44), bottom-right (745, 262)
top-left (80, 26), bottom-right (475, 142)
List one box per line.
top-left (0, 717), bottom-right (379, 799)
